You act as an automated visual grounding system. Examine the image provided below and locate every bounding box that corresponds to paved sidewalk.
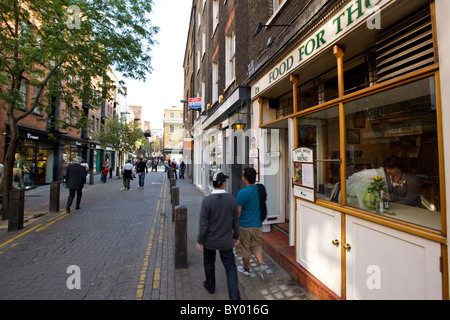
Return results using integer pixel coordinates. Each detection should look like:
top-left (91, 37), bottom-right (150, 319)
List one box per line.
top-left (0, 170), bottom-right (314, 301)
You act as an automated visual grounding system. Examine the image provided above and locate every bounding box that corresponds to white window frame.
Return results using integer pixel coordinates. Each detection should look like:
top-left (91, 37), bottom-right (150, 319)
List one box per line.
top-left (267, 0), bottom-right (288, 25)
top-left (213, 0), bottom-right (219, 34)
top-left (225, 30), bottom-right (236, 87)
top-left (212, 62), bottom-right (219, 104)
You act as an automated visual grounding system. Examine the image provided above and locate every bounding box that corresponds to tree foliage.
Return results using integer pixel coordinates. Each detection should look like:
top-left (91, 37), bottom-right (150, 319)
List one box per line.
top-left (0, 0), bottom-right (159, 218)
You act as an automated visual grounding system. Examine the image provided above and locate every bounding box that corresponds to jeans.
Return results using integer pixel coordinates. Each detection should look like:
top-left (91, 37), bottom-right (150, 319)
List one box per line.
top-left (180, 168), bottom-right (185, 179)
top-left (102, 174), bottom-right (107, 183)
top-left (138, 172), bottom-right (145, 187)
top-left (203, 247), bottom-right (241, 300)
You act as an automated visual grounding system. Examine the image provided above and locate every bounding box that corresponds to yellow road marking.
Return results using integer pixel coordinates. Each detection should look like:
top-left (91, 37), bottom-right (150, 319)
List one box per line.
top-left (136, 175), bottom-right (167, 300)
top-left (0, 183), bottom-right (101, 249)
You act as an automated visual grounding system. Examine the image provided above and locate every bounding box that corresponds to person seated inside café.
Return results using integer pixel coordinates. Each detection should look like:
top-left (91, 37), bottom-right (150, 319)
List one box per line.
top-left (384, 156), bottom-right (421, 207)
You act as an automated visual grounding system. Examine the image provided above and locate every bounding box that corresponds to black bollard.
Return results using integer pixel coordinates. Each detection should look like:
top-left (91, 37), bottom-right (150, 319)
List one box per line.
top-left (171, 186), bottom-right (179, 222)
top-left (8, 189), bottom-right (24, 231)
top-left (174, 205), bottom-right (187, 269)
top-left (49, 181), bottom-right (60, 213)
top-left (170, 177), bottom-right (176, 196)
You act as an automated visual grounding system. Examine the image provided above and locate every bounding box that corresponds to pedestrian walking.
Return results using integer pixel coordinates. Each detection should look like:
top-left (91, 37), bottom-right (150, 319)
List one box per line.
top-left (196, 172), bottom-right (241, 300)
top-left (65, 157), bottom-right (87, 212)
top-left (101, 161), bottom-right (110, 183)
top-left (80, 158), bottom-right (90, 183)
top-left (165, 160), bottom-right (171, 179)
top-left (171, 159), bottom-right (178, 180)
top-left (136, 157), bottom-right (148, 189)
top-left (235, 167), bottom-right (269, 280)
top-left (179, 161), bottom-right (186, 179)
top-left (122, 160), bottom-right (134, 190)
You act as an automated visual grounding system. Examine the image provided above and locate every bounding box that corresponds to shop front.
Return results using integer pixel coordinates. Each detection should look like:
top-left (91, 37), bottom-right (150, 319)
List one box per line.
top-left (251, 0), bottom-right (448, 299)
top-left (13, 132), bottom-right (55, 189)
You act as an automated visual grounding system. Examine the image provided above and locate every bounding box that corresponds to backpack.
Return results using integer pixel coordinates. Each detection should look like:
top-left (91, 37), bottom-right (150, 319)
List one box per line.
top-left (257, 183), bottom-right (267, 222)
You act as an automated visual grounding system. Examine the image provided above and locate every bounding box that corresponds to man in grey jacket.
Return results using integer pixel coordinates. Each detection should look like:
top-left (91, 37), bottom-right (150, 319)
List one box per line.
top-left (196, 172), bottom-right (241, 300)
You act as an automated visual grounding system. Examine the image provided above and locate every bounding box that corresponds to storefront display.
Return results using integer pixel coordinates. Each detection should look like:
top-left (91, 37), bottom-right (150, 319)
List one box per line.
top-left (250, 0), bottom-right (447, 299)
top-left (14, 139), bottom-right (54, 188)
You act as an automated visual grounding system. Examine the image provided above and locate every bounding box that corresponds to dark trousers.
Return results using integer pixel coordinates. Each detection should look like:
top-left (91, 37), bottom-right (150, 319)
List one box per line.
top-left (203, 247), bottom-right (241, 300)
top-left (67, 188), bottom-right (82, 208)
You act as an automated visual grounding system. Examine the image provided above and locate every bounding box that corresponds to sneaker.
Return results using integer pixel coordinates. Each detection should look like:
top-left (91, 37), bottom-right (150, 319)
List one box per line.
top-left (259, 265), bottom-right (269, 281)
top-left (237, 266), bottom-right (250, 276)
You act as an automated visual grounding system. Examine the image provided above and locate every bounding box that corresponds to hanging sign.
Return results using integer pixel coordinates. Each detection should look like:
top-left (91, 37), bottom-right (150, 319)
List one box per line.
top-left (188, 97), bottom-right (202, 110)
top-left (292, 147), bottom-right (315, 202)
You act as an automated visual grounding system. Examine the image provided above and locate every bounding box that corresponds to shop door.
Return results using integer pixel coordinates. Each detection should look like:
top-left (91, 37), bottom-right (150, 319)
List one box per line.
top-left (345, 215), bottom-right (442, 299)
top-left (262, 129), bottom-right (285, 224)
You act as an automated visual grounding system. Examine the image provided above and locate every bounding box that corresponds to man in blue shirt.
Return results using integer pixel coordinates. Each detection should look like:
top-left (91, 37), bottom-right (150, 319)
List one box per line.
top-left (236, 167), bottom-right (268, 280)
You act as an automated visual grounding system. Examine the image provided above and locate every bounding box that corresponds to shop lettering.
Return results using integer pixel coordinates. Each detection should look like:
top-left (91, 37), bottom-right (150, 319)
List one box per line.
top-left (269, 55), bottom-right (294, 84)
top-left (333, 0), bottom-right (382, 35)
top-left (27, 133), bottom-right (39, 140)
top-left (251, 0), bottom-right (390, 97)
top-left (298, 29), bottom-right (326, 62)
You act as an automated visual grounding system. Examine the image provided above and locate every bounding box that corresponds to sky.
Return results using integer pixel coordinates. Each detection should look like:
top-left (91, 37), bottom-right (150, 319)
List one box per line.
top-left (120, 0), bottom-right (192, 130)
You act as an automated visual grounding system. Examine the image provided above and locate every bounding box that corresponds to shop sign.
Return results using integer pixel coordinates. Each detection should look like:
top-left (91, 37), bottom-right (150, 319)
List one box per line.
top-left (292, 147), bottom-right (315, 202)
top-left (27, 133), bottom-right (39, 140)
top-left (188, 97), bottom-right (202, 110)
top-left (293, 147), bottom-right (313, 163)
top-left (252, 0), bottom-right (392, 97)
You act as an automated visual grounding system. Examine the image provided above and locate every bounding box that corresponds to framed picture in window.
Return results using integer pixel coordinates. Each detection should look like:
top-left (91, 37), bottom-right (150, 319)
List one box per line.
top-left (347, 129), bottom-right (360, 144)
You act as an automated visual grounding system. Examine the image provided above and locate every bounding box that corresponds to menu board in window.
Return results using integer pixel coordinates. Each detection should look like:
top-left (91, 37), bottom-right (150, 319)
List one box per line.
top-left (292, 147), bottom-right (315, 202)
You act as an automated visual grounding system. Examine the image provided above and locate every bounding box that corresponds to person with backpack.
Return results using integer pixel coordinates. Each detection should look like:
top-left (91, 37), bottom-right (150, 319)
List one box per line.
top-left (235, 167), bottom-right (268, 280)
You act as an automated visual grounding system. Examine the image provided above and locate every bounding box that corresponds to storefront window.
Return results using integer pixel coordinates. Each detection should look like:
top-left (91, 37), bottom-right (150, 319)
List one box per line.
top-left (208, 134), bottom-right (222, 188)
top-left (344, 76), bottom-right (440, 230)
top-left (297, 106), bottom-right (340, 202)
top-left (15, 140), bottom-right (37, 189)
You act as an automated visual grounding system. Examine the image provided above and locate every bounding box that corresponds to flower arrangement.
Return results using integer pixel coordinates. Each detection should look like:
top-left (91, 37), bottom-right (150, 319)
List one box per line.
top-left (367, 175), bottom-right (388, 197)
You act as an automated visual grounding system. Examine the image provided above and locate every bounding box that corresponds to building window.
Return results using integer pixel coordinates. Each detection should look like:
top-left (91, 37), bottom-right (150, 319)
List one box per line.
top-left (225, 31), bottom-right (236, 87)
top-left (170, 112), bottom-right (174, 118)
top-left (66, 106), bottom-right (72, 124)
top-left (32, 86), bottom-right (42, 114)
top-left (212, 62), bottom-right (219, 104)
top-left (344, 76), bottom-right (440, 230)
top-left (201, 82), bottom-right (206, 112)
top-left (273, 0), bottom-right (285, 12)
top-left (213, 0), bottom-right (219, 34)
top-left (20, 79), bottom-right (28, 109)
top-left (170, 125), bottom-right (174, 134)
top-left (297, 106), bottom-right (341, 203)
top-left (202, 31), bottom-right (206, 58)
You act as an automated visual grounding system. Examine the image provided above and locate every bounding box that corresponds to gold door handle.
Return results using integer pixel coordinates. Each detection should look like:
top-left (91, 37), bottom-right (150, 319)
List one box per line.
top-left (343, 243), bottom-right (352, 252)
top-left (332, 239), bottom-right (339, 246)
